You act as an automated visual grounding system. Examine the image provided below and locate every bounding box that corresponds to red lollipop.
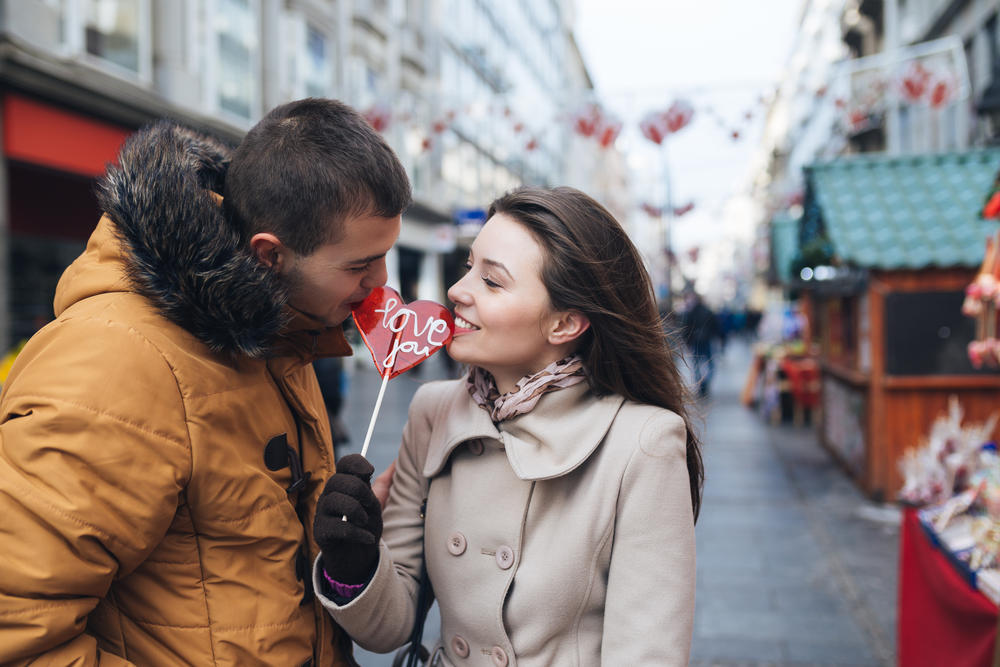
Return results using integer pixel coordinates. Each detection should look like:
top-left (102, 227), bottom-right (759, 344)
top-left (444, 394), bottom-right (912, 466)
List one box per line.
top-left (351, 286), bottom-right (454, 455)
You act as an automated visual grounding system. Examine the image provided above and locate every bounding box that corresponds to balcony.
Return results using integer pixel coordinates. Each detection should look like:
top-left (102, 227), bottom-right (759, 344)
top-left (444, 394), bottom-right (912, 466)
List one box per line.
top-left (352, 0), bottom-right (391, 40)
top-left (400, 26), bottom-right (428, 74)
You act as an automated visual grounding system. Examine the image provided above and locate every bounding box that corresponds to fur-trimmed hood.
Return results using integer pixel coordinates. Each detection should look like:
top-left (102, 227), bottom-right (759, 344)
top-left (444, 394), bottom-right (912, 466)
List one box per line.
top-left (56, 122), bottom-right (293, 358)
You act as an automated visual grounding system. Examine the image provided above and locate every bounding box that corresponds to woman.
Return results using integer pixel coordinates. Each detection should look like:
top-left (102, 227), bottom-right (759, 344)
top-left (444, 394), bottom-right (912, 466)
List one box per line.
top-left (313, 186), bottom-right (703, 665)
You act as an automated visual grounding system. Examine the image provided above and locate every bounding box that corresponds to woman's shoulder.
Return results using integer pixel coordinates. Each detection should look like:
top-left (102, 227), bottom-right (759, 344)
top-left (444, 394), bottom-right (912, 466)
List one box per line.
top-left (410, 377), bottom-right (467, 413)
top-left (405, 377), bottom-right (471, 432)
top-left (611, 399), bottom-right (688, 459)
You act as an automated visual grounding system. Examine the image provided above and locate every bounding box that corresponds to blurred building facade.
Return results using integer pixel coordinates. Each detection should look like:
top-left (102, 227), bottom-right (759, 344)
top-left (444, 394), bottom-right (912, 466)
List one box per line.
top-left (747, 0), bottom-right (1000, 499)
top-left (750, 0), bottom-right (1000, 297)
top-left (0, 0), bottom-right (623, 351)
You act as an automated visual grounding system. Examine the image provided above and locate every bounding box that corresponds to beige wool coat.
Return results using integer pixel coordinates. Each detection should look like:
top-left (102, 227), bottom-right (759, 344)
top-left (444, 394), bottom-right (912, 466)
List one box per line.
top-left (316, 378), bottom-right (696, 666)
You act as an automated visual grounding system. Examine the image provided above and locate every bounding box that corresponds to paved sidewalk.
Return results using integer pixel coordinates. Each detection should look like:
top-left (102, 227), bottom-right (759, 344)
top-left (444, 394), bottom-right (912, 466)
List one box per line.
top-left (690, 340), bottom-right (897, 666)
top-left (336, 339), bottom-right (899, 666)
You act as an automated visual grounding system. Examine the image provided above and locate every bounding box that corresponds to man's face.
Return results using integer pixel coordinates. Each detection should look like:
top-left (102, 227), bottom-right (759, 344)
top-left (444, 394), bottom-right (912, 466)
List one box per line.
top-left (282, 212), bottom-right (401, 327)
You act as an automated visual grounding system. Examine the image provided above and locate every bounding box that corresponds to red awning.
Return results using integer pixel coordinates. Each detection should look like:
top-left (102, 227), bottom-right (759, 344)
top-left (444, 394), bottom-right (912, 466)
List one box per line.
top-left (3, 94), bottom-right (132, 177)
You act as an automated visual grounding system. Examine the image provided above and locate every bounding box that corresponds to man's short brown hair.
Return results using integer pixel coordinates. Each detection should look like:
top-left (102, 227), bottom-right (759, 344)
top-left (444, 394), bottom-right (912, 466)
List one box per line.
top-left (224, 98), bottom-right (411, 254)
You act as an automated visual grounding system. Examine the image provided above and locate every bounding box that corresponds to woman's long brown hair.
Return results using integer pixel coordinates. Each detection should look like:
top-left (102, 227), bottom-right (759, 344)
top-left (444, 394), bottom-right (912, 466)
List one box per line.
top-left (488, 186), bottom-right (704, 521)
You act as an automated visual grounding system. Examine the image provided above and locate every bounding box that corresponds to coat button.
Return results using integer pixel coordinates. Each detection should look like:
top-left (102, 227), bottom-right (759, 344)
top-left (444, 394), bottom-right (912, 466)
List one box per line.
top-left (490, 646), bottom-right (508, 666)
top-left (450, 634), bottom-right (470, 658)
top-left (468, 439), bottom-right (484, 455)
top-left (495, 545), bottom-right (514, 570)
top-left (447, 532), bottom-right (467, 556)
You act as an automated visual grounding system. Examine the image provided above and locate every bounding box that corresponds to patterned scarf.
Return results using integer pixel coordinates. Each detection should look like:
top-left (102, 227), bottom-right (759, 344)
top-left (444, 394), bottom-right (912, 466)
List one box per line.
top-left (466, 355), bottom-right (586, 423)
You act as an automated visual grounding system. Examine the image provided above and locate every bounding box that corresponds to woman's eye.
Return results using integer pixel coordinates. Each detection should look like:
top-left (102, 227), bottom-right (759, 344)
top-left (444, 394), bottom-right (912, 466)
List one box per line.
top-left (482, 275), bottom-right (501, 288)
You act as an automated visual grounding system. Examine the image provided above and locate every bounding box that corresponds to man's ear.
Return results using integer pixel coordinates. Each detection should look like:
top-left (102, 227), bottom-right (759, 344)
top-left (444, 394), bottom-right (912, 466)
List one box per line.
top-left (547, 310), bottom-right (590, 346)
top-left (250, 233), bottom-right (287, 270)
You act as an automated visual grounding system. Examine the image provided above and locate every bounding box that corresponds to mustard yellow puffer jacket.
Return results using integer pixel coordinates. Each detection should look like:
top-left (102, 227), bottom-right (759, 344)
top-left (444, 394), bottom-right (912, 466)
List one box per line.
top-left (0, 123), bottom-right (356, 666)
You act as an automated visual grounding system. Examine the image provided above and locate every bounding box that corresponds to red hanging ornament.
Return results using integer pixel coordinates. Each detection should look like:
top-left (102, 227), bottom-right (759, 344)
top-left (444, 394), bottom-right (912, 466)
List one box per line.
top-left (362, 105), bottom-right (391, 133)
top-left (432, 119), bottom-right (448, 134)
top-left (640, 202), bottom-right (662, 217)
top-left (421, 137), bottom-right (432, 152)
top-left (900, 61), bottom-right (931, 103)
top-left (663, 99), bottom-right (694, 134)
top-left (929, 78), bottom-right (954, 108)
top-left (596, 116), bottom-right (622, 148)
top-left (983, 191), bottom-right (1000, 219)
top-left (731, 130), bottom-right (741, 141)
top-left (639, 111), bottom-right (666, 145)
top-left (572, 103), bottom-right (602, 138)
top-left (513, 122), bottom-right (525, 134)
top-left (673, 202), bottom-right (695, 217)
top-left (525, 138), bottom-right (538, 151)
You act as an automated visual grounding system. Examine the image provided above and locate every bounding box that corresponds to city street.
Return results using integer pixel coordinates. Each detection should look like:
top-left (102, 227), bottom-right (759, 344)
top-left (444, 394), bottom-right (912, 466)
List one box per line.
top-left (336, 338), bottom-right (899, 666)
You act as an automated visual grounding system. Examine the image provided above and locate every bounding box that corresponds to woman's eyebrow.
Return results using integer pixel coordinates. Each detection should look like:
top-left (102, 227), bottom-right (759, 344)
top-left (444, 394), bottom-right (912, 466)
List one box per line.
top-left (482, 258), bottom-right (514, 282)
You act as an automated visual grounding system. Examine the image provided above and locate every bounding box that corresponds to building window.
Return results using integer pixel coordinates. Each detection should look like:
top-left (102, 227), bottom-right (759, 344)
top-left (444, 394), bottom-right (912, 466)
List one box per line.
top-left (209, 0), bottom-right (258, 120)
top-left (303, 23), bottom-right (331, 97)
top-left (82, 0), bottom-right (141, 72)
top-left (986, 13), bottom-right (998, 72)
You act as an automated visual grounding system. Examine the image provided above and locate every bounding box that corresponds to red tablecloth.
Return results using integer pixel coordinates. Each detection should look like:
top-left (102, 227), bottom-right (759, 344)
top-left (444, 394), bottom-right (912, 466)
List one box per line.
top-left (778, 356), bottom-right (820, 408)
top-left (898, 507), bottom-right (998, 666)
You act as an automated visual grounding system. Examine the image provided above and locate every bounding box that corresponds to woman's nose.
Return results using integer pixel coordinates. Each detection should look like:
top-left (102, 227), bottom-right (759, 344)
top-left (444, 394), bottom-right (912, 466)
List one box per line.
top-left (447, 274), bottom-right (470, 304)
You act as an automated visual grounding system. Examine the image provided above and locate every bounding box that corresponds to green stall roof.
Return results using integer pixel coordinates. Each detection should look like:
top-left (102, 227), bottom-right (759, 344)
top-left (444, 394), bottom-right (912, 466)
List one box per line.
top-left (805, 149), bottom-right (1000, 270)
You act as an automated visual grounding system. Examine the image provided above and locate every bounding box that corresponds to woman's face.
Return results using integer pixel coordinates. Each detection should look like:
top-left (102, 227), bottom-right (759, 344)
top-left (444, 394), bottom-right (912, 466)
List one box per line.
top-left (446, 213), bottom-right (566, 393)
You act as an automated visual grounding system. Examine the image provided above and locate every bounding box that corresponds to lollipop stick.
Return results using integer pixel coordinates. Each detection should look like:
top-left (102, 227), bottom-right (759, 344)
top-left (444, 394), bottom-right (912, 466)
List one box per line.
top-left (360, 372), bottom-right (390, 458)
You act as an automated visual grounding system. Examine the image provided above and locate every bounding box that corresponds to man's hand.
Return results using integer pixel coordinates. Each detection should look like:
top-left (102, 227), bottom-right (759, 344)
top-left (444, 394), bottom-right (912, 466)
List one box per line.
top-left (314, 454), bottom-right (383, 585)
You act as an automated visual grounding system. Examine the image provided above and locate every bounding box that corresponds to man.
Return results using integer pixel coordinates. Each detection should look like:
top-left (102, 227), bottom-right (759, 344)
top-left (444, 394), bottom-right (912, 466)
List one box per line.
top-left (0, 98), bottom-right (410, 665)
top-left (680, 292), bottom-right (719, 398)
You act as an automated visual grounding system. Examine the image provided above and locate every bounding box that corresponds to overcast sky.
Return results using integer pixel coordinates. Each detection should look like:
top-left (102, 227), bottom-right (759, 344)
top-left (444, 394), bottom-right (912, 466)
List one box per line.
top-left (573, 0), bottom-right (804, 252)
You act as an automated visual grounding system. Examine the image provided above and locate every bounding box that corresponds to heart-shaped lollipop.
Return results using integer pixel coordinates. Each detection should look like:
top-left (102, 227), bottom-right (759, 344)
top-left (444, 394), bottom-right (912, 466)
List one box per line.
top-left (349, 286), bottom-right (455, 458)
top-left (352, 286), bottom-right (454, 379)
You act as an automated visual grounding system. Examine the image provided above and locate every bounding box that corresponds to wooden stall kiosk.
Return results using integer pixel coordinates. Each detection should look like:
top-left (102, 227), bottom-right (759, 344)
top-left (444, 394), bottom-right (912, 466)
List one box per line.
top-left (796, 149), bottom-right (1000, 501)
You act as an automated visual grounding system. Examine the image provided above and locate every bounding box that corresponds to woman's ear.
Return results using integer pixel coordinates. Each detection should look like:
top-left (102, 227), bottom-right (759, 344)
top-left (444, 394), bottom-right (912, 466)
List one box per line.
top-left (250, 233), bottom-right (286, 270)
top-left (547, 310), bottom-right (591, 346)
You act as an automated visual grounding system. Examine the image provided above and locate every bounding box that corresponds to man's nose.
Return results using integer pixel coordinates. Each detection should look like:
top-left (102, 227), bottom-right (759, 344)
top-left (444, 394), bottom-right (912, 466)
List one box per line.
top-left (362, 258), bottom-right (388, 288)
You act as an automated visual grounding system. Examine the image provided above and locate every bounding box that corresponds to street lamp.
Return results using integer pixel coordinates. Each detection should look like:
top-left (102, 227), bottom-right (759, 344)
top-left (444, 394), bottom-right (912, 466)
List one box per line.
top-left (640, 100), bottom-right (694, 310)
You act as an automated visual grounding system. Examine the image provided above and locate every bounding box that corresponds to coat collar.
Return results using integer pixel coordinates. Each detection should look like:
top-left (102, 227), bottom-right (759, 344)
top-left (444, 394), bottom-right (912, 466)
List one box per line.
top-left (85, 121), bottom-right (291, 359)
top-left (423, 381), bottom-right (625, 481)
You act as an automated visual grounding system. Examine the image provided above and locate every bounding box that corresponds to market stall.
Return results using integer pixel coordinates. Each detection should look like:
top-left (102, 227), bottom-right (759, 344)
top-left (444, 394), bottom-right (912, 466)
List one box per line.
top-left (896, 394), bottom-right (1000, 666)
top-left (794, 149), bottom-right (1000, 501)
top-left (896, 244), bottom-right (1000, 666)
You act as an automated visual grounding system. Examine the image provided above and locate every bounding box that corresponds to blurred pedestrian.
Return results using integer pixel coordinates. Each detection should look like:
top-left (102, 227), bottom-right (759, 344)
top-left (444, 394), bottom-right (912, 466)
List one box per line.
top-left (313, 186), bottom-right (702, 665)
top-left (680, 291), bottom-right (719, 398)
top-left (0, 98), bottom-right (410, 665)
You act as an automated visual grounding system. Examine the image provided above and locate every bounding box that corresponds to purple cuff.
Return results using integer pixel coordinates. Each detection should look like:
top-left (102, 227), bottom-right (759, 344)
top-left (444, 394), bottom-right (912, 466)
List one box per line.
top-left (322, 569), bottom-right (367, 599)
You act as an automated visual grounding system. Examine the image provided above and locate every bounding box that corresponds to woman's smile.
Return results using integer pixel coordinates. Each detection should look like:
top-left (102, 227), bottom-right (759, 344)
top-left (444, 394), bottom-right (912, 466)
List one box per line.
top-left (453, 314), bottom-right (480, 333)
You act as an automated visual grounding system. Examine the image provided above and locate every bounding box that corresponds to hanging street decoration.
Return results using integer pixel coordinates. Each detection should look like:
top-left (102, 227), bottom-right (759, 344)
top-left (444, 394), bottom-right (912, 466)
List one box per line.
top-left (570, 102), bottom-right (622, 149)
top-left (829, 38), bottom-right (969, 137)
top-left (638, 201), bottom-right (696, 218)
top-left (362, 104), bottom-right (392, 133)
top-left (640, 202), bottom-right (663, 217)
top-left (640, 99), bottom-right (695, 145)
top-left (673, 201), bottom-right (695, 217)
top-left (899, 60), bottom-right (931, 103)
